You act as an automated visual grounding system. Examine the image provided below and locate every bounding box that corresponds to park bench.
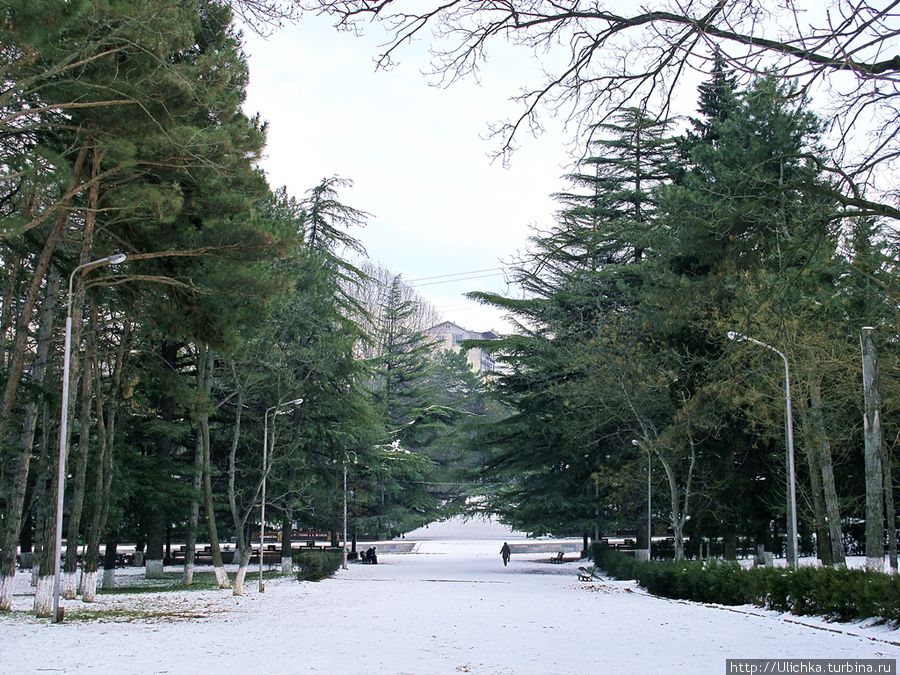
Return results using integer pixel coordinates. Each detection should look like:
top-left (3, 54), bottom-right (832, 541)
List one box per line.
top-left (550, 551), bottom-right (565, 563)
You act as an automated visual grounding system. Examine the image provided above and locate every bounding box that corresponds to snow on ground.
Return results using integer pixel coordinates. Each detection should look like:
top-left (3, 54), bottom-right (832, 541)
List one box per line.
top-left (1, 517), bottom-right (898, 674)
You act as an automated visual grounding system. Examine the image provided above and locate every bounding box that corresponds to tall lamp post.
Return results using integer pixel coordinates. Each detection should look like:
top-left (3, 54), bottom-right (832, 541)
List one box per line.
top-left (728, 331), bottom-right (799, 569)
top-left (631, 439), bottom-right (651, 560)
top-left (53, 253), bottom-right (127, 623)
top-left (259, 397), bottom-right (303, 593)
top-left (342, 451), bottom-right (358, 570)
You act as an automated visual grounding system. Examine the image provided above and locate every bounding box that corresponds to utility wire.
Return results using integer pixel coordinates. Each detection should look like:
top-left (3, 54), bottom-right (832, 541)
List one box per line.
top-left (408, 267), bottom-right (503, 283)
top-left (413, 272), bottom-right (504, 288)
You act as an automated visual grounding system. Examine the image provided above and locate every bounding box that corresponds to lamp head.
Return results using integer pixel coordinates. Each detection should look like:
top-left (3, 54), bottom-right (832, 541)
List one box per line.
top-left (106, 252), bottom-right (127, 265)
top-left (727, 331), bottom-right (737, 341)
top-left (289, 397), bottom-right (304, 406)
top-left (631, 439), bottom-right (640, 447)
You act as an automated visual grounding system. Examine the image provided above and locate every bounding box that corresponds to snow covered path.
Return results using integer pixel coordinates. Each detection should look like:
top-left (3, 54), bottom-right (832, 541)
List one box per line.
top-left (1, 522), bottom-right (898, 674)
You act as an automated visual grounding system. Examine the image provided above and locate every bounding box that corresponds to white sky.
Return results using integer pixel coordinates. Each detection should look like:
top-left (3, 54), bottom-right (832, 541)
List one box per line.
top-left (241, 14), bottom-right (573, 333)
top-left (240, 4), bottom-right (894, 334)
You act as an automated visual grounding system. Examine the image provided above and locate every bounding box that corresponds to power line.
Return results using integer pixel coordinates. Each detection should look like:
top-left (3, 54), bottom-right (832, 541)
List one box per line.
top-left (413, 272), bottom-right (504, 288)
top-left (408, 267), bottom-right (503, 283)
top-left (436, 302), bottom-right (481, 310)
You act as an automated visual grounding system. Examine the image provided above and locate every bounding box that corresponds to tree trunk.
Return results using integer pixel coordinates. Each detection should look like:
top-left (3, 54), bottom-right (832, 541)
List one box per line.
top-left (797, 395), bottom-right (832, 566)
top-left (33, 420), bottom-right (64, 617)
top-left (63, 305), bottom-right (99, 599)
top-left (83, 336), bottom-right (122, 602)
top-left (30, 402), bottom-right (53, 588)
top-left (0, 249), bottom-right (22, 368)
top-left (0, 145), bottom-right (89, 446)
top-left (808, 380), bottom-right (845, 566)
top-left (81, 381), bottom-right (106, 603)
top-left (724, 532), bottom-right (737, 561)
top-left (232, 547), bottom-right (253, 596)
top-left (655, 437), bottom-right (695, 562)
top-left (882, 442), bottom-right (897, 571)
top-left (658, 454), bottom-right (682, 561)
top-left (146, 341), bottom-right (179, 579)
top-left (60, 145), bottom-right (103, 598)
top-left (198, 344), bottom-right (229, 588)
top-left (0, 270), bottom-right (59, 611)
top-left (281, 516), bottom-right (293, 574)
top-left (225, 360), bottom-right (251, 594)
top-left (101, 537), bottom-right (117, 590)
top-left (861, 327), bottom-right (884, 570)
top-left (183, 430), bottom-right (202, 587)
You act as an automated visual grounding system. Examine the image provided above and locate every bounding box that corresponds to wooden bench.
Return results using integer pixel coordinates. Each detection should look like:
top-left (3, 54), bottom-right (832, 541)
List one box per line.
top-left (550, 551), bottom-right (565, 563)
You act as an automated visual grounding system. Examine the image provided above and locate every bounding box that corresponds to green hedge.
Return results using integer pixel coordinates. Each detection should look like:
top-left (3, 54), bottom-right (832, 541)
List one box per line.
top-left (592, 543), bottom-right (900, 624)
top-left (295, 551), bottom-right (342, 582)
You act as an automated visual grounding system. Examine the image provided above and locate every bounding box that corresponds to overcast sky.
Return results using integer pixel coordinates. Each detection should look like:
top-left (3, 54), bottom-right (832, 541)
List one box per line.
top-left (241, 14), bottom-right (574, 333)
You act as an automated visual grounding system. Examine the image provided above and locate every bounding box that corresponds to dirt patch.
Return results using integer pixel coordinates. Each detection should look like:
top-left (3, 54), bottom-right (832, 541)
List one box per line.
top-left (577, 583), bottom-right (635, 595)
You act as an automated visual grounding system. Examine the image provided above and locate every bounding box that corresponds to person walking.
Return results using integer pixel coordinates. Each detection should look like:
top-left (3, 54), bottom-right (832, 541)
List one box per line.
top-left (500, 542), bottom-right (511, 566)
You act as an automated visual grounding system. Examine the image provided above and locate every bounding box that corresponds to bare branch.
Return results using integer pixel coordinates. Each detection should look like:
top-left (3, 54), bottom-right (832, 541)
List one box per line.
top-left (305, 0), bottom-right (900, 216)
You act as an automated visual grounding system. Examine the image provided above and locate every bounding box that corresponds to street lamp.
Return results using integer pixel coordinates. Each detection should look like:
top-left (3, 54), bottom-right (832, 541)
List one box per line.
top-left (53, 253), bottom-right (126, 622)
top-left (631, 439), bottom-right (651, 560)
top-left (728, 331), bottom-right (799, 569)
top-left (342, 451), bottom-right (358, 570)
top-left (259, 397), bottom-right (303, 593)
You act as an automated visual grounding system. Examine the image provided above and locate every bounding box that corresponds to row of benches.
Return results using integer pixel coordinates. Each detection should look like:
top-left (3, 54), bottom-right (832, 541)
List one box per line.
top-left (17, 552), bottom-right (132, 570)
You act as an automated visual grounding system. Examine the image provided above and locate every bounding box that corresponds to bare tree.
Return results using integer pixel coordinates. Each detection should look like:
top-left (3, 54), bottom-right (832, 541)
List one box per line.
top-left (306, 0), bottom-right (900, 219)
top-left (345, 261), bottom-right (442, 360)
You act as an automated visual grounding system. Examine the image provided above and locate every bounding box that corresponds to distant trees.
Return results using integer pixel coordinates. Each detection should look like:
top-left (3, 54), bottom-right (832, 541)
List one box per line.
top-left (467, 62), bottom-right (898, 565)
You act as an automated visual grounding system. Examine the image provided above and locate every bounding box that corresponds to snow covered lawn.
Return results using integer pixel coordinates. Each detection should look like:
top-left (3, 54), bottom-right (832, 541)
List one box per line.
top-left (1, 520), bottom-right (898, 674)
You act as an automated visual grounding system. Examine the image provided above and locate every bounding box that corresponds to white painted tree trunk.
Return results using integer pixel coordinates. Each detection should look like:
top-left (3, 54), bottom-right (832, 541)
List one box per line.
top-left (81, 571), bottom-right (98, 602)
top-left (861, 327), bottom-right (884, 570)
top-left (145, 558), bottom-right (164, 579)
top-left (281, 556), bottom-right (292, 575)
top-left (31, 564), bottom-right (39, 587)
top-left (182, 561), bottom-right (194, 587)
top-left (33, 575), bottom-right (53, 617)
top-left (62, 571), bottom-right (78, 599)
top-left (0, 574), bottom-right (13, 611)
top-left (232, 565), bottom-right (248, 596)
top-left (213, 565), bottom-right (231, 589)
top-left (101, 568), bottom-right (115, 589)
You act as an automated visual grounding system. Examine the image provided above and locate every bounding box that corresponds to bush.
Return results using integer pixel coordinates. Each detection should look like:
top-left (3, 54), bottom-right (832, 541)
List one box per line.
top-left (295, 551), bottom-right (341, 582)
top-left (591, 543), bottom-right (900, 624)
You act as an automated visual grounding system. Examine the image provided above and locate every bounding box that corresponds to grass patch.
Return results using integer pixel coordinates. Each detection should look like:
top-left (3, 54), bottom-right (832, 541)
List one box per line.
top-left (99, 571), bottom-right (218, 594)
top-left (62, 607), bottom-right (215, 623)
top-left (0, 607), bottom-right (213, 624)
top-left (99, 570), bottom-right (281, 595)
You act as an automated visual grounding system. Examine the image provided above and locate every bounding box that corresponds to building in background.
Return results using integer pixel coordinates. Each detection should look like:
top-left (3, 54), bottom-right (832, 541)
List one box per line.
top-left (426, 321), bottom-right (497, 374)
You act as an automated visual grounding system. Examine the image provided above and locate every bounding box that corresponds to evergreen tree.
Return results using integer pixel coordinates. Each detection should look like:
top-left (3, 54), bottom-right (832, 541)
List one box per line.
top-left (646, 75), bottom-right (841, 561)
top-left (467, 108), bottom-right (678, 537)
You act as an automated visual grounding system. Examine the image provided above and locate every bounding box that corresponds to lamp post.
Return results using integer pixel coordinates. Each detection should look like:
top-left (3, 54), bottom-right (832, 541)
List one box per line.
top-left (728, 331), bottom-right (799, 569)
top-left (53, 253), bottom-right (126, 623)
top-left (631, 439), bottom-right (651, 560)
top-left (259, 397), bottom-right (303, 593)
top-left (342, 451), bottom-right (358, 570)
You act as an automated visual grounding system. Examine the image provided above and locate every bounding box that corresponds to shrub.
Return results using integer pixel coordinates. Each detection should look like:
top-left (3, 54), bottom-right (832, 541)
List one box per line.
top-left (592, 544), bottom-right (900, 624)
top-left (295, 551), bottom-right (341, 582)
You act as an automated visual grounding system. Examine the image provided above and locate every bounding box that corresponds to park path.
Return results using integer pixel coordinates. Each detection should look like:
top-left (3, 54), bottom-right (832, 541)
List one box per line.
top-left (1, 523), bottom-right (898, 674)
